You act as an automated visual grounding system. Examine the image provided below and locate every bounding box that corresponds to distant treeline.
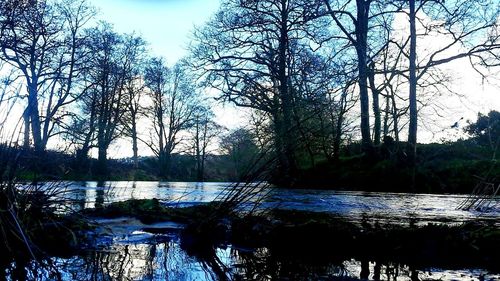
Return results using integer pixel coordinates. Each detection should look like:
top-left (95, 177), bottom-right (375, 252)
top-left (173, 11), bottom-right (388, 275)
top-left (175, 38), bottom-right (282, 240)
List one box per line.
top-left (0, 127), bottom-right (261, 182)
top-left (2, 147), bottom-right (253, 182)
top-left (2, 109), bottom-right (498, 194)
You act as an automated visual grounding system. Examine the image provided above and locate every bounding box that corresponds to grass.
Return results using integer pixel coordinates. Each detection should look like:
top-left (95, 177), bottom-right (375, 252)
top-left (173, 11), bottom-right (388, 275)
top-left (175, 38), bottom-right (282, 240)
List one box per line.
top-left (0, 182), bottom-right (92, 262)
top-left (295, 140), bottom-right (500, 193)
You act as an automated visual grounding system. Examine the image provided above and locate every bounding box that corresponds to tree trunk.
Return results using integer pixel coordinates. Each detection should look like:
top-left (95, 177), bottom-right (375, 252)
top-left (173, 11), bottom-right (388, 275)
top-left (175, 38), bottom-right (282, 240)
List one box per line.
top-left (23, 108), bottom-right (30, 149)
top-left (277, 0), bottom-right (297, 184)
top-left (200, 154), bottom-right (205, 182)
top-left (407, 0), bottom-right (418, 191)
top-left (96, 114), bottom-right (108, 177)
top-left (390, 90), bottom-right (400, 142)
top-left (408, 0), bottom-right (418, 160)
top-left (27, 82), bottom-right (43, 153)
top-left (333, 127), bottom-right (342, 162)
top-left (333, 110), bottom-right (344, 162)
top-left (97, 142), bottom-right (108, 177)
top-left (273, 114), bottom-right (290, 181)
top-left (159, 151), bottom-right (165, 178)
top-left (131, 117), bottom-right (138, 169)
top-left (164, 153), bottom-right (171, 179)
top-left (159, 150), bottom-right (171, 179)
top-left (356, 0), bottom-right (372, 151)
top-left (195, 119), bottom-right (203, 181)
top-left (368, 63), bottom-right (381, 145)
top-left (383, 94), bottom-right (390, 138)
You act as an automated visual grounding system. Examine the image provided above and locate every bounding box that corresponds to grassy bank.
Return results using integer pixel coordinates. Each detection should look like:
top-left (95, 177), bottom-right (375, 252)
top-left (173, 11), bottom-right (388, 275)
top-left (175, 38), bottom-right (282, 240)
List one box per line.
top-left (294, 140), bottom-right (499, 193)
top-left (0, 183), bottom-right (92, 278)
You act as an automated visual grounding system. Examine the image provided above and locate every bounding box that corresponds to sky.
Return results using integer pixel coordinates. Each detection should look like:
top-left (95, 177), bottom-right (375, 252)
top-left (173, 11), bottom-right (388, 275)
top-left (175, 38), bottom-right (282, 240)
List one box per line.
top-left (88, 0), bottom-right (220, 64)
top-left (2, 1), bottom-right (497, 158)
top-left (386, 10), bottom-right (500, 142)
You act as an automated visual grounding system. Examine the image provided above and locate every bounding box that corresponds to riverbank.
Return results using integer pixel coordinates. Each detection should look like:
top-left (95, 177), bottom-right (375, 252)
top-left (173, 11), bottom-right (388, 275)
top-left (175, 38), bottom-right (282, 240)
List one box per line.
top-left (294, 140), bottom-right (499, 194)
top-left (9, 139), bottom-right (499, 195)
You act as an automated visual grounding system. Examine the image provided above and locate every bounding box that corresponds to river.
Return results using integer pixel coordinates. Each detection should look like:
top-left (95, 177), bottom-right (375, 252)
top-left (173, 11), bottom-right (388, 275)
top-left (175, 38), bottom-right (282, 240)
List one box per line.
top-left (27, 181), bottom-right (500, 280)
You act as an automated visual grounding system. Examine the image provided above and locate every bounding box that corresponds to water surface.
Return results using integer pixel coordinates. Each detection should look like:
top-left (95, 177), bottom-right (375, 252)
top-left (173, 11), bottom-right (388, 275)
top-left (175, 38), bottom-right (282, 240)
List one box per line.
top-left (28, 181), bottom-right (498, 281)
top-left (65, 181), bottom-right (499, 225)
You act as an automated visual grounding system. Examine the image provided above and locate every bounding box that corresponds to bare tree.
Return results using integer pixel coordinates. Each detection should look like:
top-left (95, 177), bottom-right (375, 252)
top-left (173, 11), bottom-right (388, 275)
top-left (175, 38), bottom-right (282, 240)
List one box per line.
top-left (411, 0), bottom-right (499, 156)
top-left (407, 0), bottom-right (417, 160)
top-left (191, 0), bottom-right (330, 184)
top-left (189, 106), bottom-right (223, 181)
top-left (322, 0), bottom-right (390, 150)
top-left (120, 35), bottom-right (147, 169)
top-left (0, 0), bottom-right (94, 153)
top-left (143, 58), bottom-right (198, 179)
top-left (377, 0), bottom-right (500, 160)
top-left (76, 24), bottom-right (145, 175)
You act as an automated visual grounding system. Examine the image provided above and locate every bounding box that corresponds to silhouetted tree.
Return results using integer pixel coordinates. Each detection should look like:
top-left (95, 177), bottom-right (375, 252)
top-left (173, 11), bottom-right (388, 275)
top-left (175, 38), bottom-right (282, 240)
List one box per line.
top-left (373, 0), bottom-right (500, 160)
top-left (323, 0), bottom-right (391, 151)
top-left (189, 106), bottom-right (223, 181)
top-left (191, 0), bottom-right (330, 184)
top-left (121, 35), bottom-right (147, 169)
top-left (78, 24), bottom-right (145, 176)
top-left (0, 0), bottom-right (94, 153)
top-left (143, 58), bottom-right (198, 179)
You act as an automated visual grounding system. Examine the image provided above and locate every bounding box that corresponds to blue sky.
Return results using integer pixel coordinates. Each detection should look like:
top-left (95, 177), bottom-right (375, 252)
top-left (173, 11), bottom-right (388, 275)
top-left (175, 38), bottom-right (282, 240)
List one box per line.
top-left (88, 0), bottom-right (220, 64)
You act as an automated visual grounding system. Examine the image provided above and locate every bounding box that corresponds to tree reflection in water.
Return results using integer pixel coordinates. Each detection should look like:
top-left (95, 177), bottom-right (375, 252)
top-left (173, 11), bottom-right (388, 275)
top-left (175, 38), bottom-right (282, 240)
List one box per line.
top-left (52, 238), bottom-right (353, 281)
top-left (3, 237), bottom-right (497, 281)
top-left (58, 241), bottom-right (210, 280)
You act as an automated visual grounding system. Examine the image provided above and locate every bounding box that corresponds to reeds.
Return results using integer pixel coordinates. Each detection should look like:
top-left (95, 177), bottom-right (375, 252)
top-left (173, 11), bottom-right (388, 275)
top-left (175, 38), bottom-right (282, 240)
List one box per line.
top-left (458, 146), bottom-right (499, 211)
top-left (0, 145), bottom-right (90, 280)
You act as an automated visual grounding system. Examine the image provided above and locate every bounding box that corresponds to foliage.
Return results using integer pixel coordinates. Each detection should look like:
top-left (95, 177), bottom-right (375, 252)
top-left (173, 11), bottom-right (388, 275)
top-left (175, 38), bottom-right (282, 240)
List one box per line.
top-left (220, 128), bottom-right (261, 180)
top-left (295, 139), bottom-right (500, 193)
top-left (465, 111), bottom-right (500, 148)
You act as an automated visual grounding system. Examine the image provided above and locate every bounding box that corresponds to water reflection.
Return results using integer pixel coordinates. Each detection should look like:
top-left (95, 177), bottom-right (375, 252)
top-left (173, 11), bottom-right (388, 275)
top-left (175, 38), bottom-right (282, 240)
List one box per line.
top-left (55, 240), bottom-right (353, 280)
top-left (9, 181), bottom-right (499, 280)
top-left (57, 241), bottom-right (228, 280)
top-left (52, 235), bottom-right (497, 281)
